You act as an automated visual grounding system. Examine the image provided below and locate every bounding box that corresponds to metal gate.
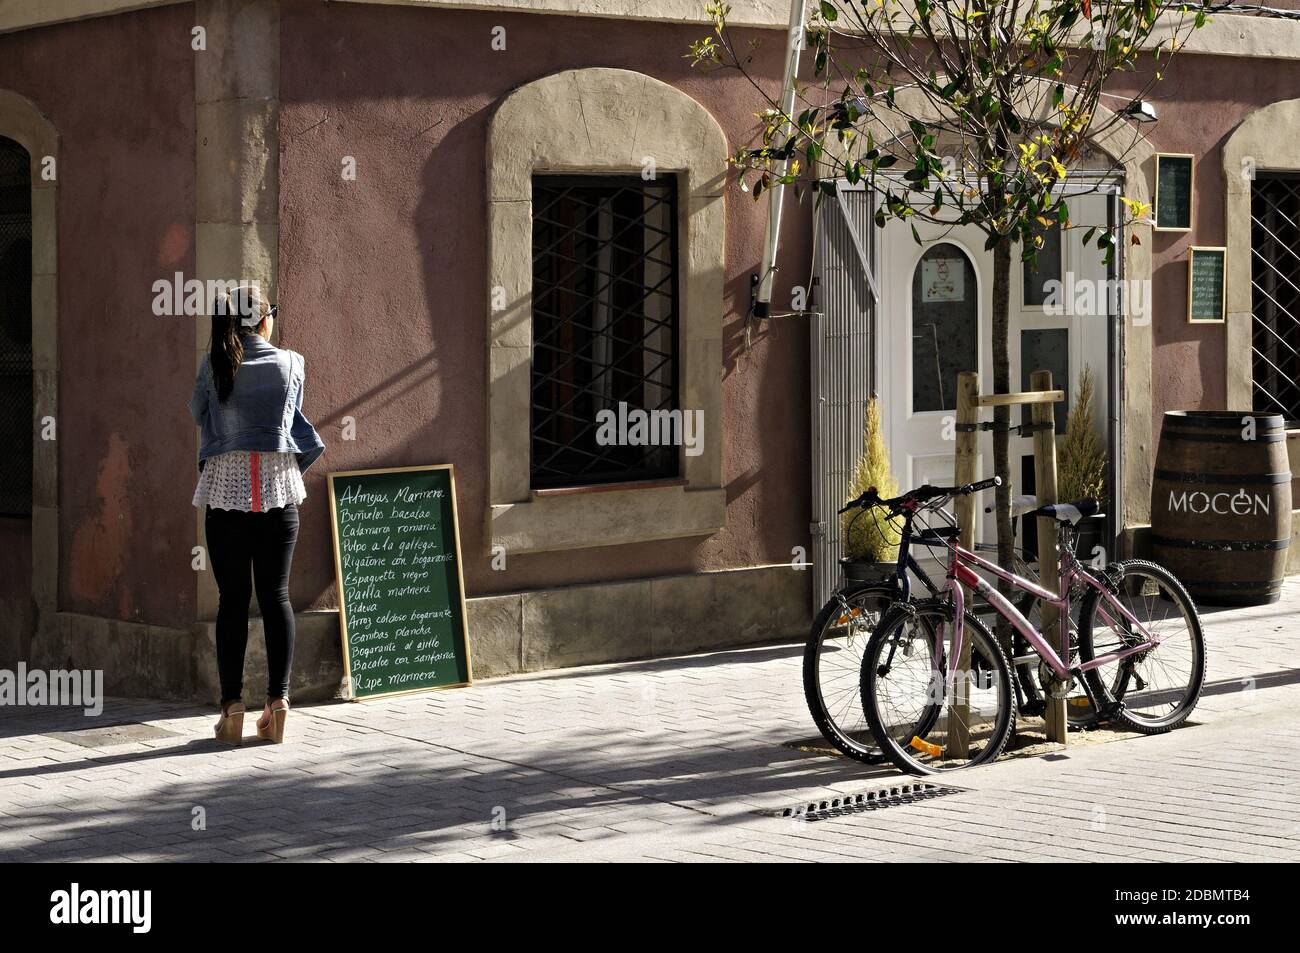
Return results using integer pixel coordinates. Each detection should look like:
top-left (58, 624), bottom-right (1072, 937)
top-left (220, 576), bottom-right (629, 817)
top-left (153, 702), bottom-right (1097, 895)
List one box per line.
top-left (810, 183), bottom-right (878, 608)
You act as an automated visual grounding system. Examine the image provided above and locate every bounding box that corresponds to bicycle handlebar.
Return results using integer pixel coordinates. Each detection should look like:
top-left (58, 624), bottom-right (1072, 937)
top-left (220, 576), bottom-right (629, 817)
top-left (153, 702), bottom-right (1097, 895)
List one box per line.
top-left (838, 476), bottom-right (1002, 515)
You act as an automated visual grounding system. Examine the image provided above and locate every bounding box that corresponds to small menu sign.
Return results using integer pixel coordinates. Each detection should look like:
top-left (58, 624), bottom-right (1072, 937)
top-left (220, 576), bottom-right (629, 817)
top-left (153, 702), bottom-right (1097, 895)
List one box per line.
top-left (1188, 246), bottom-right (1226, 324)
top-left (1155, 153), bottom-right (1194, 232)
top-left (328, 465), bottom-right (472, 700)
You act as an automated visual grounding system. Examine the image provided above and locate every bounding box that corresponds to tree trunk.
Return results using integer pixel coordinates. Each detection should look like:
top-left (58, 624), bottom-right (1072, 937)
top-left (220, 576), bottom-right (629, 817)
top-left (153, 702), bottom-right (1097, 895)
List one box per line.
top-left (991, 238), bottom-right (1015, 662)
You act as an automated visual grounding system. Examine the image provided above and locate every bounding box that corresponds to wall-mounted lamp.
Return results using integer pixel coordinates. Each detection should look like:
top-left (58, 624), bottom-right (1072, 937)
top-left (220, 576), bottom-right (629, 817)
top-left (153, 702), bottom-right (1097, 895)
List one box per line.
top-left (1119, 99), bottom-right (1158, 124)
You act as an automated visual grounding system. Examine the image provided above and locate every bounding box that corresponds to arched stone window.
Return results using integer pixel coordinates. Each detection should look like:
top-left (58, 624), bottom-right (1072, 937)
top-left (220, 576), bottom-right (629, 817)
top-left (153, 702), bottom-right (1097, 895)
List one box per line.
top-left (485, 68), bottom-right (727, 553)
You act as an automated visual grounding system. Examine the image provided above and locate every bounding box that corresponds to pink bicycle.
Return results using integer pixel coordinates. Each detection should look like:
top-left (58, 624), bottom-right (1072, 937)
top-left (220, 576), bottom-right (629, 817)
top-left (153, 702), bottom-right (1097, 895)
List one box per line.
top-left (856, 477), bottom-right (1206, 775)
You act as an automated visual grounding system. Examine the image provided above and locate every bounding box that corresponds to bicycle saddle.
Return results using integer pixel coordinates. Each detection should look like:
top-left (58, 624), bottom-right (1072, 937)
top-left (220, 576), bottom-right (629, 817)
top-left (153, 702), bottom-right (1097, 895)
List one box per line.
top-left (1028, 499), bottom-right (1100, 524)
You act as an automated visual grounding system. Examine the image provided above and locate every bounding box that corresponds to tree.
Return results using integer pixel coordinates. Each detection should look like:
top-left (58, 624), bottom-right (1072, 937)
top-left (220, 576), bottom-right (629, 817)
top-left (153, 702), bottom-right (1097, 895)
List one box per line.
top-left (691, 0), bottom-right (1204, 651)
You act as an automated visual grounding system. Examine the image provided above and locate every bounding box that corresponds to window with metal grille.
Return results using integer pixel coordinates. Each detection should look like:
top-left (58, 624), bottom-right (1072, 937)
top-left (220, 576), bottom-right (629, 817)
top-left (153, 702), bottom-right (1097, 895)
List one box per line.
top-left (530, 175), bottom-right (680, 489)
top-left (0, 135), bottom-right (32, 518)
top-left (1252, 172), bottom-right (1300, 425)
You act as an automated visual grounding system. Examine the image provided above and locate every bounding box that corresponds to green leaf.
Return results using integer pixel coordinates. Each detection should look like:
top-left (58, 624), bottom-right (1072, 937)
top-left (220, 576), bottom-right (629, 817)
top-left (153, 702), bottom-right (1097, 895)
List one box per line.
top-left (819, 1), bottom-right (837, 22)
top-left (910, 223), bottom-right (921, 245)
top-left (1052, 84), bottom-right (1064, 107)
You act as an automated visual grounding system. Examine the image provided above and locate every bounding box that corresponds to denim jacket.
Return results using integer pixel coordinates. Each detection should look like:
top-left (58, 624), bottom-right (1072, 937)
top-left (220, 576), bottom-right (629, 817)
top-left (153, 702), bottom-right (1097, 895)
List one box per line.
top-left (190, 333), bottom-right (326, 473)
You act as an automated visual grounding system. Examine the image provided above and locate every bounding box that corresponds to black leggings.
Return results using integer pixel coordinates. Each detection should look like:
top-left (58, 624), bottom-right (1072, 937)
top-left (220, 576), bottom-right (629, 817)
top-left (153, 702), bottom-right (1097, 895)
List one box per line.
top-left (205, 504), bottom-right (300, 705)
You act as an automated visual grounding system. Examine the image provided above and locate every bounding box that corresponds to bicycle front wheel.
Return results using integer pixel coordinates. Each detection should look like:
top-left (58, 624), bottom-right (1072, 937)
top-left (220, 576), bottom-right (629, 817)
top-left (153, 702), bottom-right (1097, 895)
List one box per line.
top-left (862, 600), bottom-right (1016, 774)
top-left (803, 585), bottom-right (897, 763)
top-left (1077, 559), bottom-right (1205, 734)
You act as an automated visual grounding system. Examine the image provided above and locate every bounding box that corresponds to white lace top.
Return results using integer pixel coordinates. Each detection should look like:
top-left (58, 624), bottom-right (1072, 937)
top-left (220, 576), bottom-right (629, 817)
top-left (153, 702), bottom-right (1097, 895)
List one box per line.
top-left (193, 450), bottom-right (306, 512)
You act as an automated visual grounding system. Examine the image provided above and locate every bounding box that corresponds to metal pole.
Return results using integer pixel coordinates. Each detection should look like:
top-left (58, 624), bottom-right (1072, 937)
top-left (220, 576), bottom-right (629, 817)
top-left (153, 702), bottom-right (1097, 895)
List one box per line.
top-left (753, 0), bottom-right (809, 319)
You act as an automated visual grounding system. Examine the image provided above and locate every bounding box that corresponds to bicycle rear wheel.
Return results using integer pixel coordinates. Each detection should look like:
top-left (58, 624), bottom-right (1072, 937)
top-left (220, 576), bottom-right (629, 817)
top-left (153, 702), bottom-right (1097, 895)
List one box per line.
top-left (862, 600), bottom-right (1016, 774)
top-left (1077, 560), bottom-right (1205, 734)
top-left (803, 585), bottom-right (896, 763)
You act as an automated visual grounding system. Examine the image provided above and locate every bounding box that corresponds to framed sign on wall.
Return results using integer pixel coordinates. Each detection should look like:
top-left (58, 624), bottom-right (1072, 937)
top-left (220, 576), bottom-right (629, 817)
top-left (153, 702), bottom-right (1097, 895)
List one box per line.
top-left (1155, 153), bottom-right (1194, 232)
top-left (1187, 246), bottom-right (1227, 324)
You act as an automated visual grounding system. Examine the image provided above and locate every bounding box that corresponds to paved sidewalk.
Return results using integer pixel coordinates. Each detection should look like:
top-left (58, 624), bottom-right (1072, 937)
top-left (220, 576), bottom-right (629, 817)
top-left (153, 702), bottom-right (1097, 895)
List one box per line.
top-left (2, 582), bottom-right (1299, 862)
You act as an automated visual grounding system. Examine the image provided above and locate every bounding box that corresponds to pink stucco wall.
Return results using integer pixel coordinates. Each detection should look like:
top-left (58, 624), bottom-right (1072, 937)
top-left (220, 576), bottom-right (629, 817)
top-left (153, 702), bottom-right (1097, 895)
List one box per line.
top-left (4, 0), bottom-right (1297, 631)
top-left (0, 4), bottom-right (197, 626)
top-left (1105, 52), bottom-right (1300, 438)
top-left (277, 3), bottom-right (1300, 612)
top-left (277, 2), bottom-right (810, 609)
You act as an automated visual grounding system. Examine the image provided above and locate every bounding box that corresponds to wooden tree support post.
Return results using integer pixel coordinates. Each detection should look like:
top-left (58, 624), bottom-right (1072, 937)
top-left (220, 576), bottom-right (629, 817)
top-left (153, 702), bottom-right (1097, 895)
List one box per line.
top-left (1030, 369), bottom-right (1067, 745)
top-left (948, 370), bottom-right (1068, 753)
top-left (949, 372), bottom-right (980, 759)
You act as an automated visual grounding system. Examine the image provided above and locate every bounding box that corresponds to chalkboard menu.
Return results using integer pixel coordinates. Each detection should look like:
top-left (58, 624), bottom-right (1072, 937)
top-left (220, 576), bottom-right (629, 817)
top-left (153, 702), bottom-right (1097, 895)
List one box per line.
top-left (1155, 153), bottom-right (1193, 232)
top-left (1187, 246), bottom-right (1227, 324)
top-left (327, 465), bottom-right (472, 700)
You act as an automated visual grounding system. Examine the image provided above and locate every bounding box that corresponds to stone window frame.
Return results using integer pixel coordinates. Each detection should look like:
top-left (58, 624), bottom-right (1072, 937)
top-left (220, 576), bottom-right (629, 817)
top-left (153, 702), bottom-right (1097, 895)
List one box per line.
top-left (1222, 99), bottom-right (1300, 410)
top-left (0, 90), bottom-right (58, 626)
top-left (485, 68), bottom-right (727, 554)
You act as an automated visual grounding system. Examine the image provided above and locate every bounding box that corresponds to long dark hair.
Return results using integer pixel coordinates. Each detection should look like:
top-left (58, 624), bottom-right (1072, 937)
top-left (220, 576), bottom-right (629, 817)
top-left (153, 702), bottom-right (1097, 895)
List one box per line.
top-left (209, 287), bottom-right (268, 402)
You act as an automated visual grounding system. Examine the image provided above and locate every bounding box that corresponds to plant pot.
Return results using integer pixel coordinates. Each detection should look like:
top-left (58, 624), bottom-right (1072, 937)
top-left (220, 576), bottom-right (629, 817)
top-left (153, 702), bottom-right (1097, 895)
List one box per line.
top-left (839, 557), bottom-right (897, 586)
top-left (1070, 514), bottom-right (1108, 564)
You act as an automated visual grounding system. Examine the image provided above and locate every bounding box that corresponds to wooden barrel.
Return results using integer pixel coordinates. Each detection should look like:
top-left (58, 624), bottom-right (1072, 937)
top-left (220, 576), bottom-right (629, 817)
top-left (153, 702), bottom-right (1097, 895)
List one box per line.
top-left (1151, 411), bottom-right (1292, 606)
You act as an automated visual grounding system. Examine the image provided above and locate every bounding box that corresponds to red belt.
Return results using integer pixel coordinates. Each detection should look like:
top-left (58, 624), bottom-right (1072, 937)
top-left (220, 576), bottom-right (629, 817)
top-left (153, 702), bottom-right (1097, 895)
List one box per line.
top-left (249, 452), bottom-right (262, 512)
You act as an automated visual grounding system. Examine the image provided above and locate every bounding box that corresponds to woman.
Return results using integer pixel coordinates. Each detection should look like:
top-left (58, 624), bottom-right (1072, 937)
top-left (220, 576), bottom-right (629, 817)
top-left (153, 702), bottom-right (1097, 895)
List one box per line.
top-left (190, 286), bottom-right (325, 745)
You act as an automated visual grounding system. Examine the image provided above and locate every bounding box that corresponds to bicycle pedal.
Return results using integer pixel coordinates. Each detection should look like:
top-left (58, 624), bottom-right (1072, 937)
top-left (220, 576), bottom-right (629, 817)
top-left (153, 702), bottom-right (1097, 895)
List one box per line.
top-left (909, 736), bottom-right (943, 758)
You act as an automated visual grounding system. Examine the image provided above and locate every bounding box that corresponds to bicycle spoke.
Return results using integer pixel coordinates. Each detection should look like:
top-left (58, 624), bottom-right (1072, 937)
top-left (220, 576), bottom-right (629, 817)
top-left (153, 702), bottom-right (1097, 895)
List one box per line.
top-left (1079, 562), bottom-right (1204, 731)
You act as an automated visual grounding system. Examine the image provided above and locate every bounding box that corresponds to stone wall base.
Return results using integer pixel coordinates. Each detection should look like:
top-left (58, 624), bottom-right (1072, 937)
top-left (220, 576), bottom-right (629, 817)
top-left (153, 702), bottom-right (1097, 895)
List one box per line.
top-left (25, 564), bottom-right (811, 704)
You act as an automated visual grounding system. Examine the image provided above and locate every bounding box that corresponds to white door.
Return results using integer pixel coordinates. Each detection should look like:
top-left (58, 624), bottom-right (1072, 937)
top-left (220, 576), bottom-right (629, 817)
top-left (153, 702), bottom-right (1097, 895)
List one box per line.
top-left (878, 188), bottom-right (1113, 545)
top-left (879, 216), bottom-right (996, 541)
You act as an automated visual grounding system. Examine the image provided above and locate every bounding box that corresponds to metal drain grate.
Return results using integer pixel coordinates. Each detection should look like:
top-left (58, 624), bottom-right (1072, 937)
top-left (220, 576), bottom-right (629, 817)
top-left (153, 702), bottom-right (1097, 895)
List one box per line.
top-left (45, 722), bottom-right (181, 748)
top-left (759, 782), bottom-right (962, 822)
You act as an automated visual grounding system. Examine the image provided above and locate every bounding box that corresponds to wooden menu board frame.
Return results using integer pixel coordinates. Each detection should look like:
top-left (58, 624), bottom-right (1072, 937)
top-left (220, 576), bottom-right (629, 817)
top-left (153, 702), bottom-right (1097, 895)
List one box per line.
top-left (327, 464), bottom-right (473, 701)
top-left (1154, 153), bottom-right (1194, 233)
top-left (1187, 245), bottom-right (1227, 324)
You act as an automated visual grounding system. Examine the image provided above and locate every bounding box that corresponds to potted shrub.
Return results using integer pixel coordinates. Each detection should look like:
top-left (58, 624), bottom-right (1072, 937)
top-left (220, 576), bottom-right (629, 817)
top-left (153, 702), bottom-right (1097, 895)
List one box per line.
top-left (1057, 365), bottom-right (1108, 562)
top-left (840, 396), bottom-right (902, 584)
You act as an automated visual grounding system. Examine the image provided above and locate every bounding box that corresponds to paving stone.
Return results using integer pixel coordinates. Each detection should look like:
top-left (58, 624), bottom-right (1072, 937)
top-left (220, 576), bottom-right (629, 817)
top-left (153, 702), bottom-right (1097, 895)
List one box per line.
top-left (2, 582), bottom-right (1300, 861)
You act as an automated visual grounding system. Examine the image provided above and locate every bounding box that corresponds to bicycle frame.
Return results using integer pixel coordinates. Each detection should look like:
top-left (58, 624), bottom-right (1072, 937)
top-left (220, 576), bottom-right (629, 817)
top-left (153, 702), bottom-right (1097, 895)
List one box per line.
top-left (940, 535), bottom-right (1161, 700)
